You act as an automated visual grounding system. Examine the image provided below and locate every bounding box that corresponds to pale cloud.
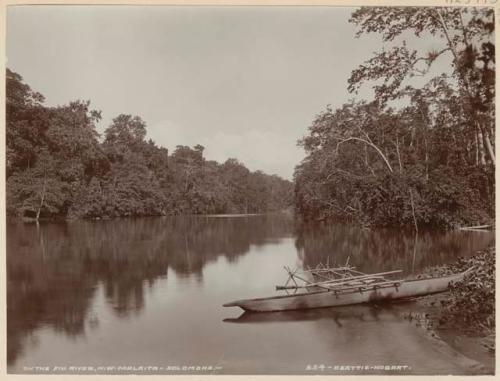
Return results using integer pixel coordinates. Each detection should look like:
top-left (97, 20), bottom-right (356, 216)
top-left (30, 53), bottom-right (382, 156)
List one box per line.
top-left (148, 119), bottom-right (305, 179)
top-left (7, 6), bottom-right (452, 180)
top-left (201, 129), bottom-right (305, 179)
top-left (146, 119), bottom-right (196, 150)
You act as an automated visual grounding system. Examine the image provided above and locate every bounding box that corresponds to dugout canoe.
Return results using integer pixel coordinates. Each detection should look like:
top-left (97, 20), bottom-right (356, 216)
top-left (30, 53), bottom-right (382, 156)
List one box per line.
top-left (223, 268), bottom-right (473, 312)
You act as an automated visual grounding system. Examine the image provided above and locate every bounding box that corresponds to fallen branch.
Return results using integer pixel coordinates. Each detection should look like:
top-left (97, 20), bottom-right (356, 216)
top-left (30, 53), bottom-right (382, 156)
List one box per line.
top-left (458, 225), bottom-right (492, 231)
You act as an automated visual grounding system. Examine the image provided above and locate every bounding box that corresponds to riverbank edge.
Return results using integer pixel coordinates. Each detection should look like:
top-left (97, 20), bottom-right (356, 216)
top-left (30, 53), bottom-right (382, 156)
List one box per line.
top-left (8, 210), bottom-right (293, 223)
top-left (402, 293), bottom-right (494, 374)
top-left (405, 246), bottom-right (495, 373)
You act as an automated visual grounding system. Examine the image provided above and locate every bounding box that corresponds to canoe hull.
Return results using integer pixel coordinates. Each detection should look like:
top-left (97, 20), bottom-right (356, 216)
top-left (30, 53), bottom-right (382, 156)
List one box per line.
top-left (223, 272), bottom-right (466, 312)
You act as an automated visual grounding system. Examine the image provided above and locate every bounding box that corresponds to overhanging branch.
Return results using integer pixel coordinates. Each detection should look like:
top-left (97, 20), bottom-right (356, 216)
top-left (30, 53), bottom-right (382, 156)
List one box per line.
top-left (334, 137), bottom-right (394, 173)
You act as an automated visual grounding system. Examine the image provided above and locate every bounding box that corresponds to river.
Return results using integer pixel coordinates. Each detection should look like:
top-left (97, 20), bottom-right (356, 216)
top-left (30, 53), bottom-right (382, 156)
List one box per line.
top-left (6, 214), bottom-right (494, 375)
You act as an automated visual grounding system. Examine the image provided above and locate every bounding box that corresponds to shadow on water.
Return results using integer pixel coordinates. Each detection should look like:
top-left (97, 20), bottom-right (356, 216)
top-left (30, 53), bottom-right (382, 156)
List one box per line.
top-left (224, 305), bottom-right (382, 325)
top-left (7, 214), bottom-right (494, 372)
top-left (223, 298), bottom-right (434, 325)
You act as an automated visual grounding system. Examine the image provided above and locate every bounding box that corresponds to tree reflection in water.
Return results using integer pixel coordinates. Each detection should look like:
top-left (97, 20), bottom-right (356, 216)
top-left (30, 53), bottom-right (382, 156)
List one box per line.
top-left (7, 215), bottom-right (494, 368)
top-left (295, 222), bottom-right (494, 275)
top-left (7, 214), bottom-right (294, 365)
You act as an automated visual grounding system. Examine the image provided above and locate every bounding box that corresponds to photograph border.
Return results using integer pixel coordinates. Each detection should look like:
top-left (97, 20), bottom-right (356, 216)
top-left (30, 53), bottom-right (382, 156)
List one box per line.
top-left (0, 0), bottom-right (498, 380)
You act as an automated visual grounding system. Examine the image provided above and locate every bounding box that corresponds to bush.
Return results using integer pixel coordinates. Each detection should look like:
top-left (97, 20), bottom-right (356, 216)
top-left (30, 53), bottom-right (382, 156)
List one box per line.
top-left (423, 246), bottom-right (495, 334)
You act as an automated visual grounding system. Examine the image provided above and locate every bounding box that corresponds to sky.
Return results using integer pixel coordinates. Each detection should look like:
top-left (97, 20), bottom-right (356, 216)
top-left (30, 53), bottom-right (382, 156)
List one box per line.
top-left (6, 6), bottom-right (452, 179)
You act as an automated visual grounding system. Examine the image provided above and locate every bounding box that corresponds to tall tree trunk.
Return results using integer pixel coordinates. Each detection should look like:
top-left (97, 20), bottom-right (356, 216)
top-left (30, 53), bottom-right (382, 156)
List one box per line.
top-left (423, 134), bottom-right (429, 181)
top-left (409, 189), bottom-right (418, 233)
top-left (437, 9), bottom-right (496, 168)
top-left (395, 137), bottom-right (403, 173)
top-left (477, 129), bottom-right (487, 167)
top-left (474, 133), bottom-right (479, 166)
top-left (484, 130), bottom-right (495, 165)
top-left (425, 150), bottom-right (429, 180)
top-left (436, 9), bottom-right (473, 97)
top-left (36, 171), bottom-right (47, 221)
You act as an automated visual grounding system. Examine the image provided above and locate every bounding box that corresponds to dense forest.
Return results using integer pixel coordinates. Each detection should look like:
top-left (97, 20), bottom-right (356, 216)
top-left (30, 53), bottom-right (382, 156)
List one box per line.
top-left (6, 69), bottom-right (293, 219)
top-left (295, 7), bottom-right (495, 228)
top-left (5, 7), bottom-right (496, 227)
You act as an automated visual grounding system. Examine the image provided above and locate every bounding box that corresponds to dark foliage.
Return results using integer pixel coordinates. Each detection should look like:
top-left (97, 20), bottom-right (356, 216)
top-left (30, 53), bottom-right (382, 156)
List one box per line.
top-left (420, 246), bottom-right (495, 334)
top-left (6, 69), bottom-right (293, 219)
top-left (442, 248), bottom-right (495, 333)
top-left (294, 7), bottom-right (495, 228)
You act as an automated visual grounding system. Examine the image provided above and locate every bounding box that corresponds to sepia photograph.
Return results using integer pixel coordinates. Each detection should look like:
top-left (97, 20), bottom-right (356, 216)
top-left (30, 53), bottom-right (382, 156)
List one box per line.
top-left (3, 1), bottom-right (496, 377)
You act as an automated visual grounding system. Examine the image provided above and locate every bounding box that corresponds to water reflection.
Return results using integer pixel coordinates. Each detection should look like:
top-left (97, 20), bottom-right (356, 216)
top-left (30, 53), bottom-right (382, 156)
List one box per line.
top-left (224, 305), bottom-right (380, 325)
top-left (7, 215), bottom-right (494, 373)
top-left (7, 214), bottom-right (294, 366)
top-left (295, 222), bottom-right (494, 275)
top-left (223, 297), bottom-right (439, 326)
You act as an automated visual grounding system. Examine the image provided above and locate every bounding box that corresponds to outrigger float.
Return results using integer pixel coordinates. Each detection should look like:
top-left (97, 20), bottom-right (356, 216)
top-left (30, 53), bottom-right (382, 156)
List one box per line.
top-left (223, 263), bottom-right (473, 312)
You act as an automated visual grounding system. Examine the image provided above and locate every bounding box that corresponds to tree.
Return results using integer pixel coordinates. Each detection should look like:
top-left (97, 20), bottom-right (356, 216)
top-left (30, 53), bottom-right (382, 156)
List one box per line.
top-left (348, 6), bottom-right (495, 167)
top-left (97, 115), bottom-right (167, 217)
top-left (6, 69), bottom-right (47, 176)
top-left (6, 69), bottom-right (106, 218)
top-left (6, 68), bottom-right (294, 219)
top-left (103, 115), bottom-right (147, 162)
top-left (7, 148), bottom-right (70, 218)
top-left (295, 94), bottom-right (494, 227)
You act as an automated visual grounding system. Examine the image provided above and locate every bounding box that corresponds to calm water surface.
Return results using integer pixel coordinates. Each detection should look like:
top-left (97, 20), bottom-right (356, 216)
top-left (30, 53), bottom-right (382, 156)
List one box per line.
top-left (7, 215), bottom-right (494, 375)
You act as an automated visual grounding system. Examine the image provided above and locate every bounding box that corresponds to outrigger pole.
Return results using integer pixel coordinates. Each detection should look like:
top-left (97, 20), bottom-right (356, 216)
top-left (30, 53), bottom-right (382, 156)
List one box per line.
top-left (276, 265), bottom-right (403, 292)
